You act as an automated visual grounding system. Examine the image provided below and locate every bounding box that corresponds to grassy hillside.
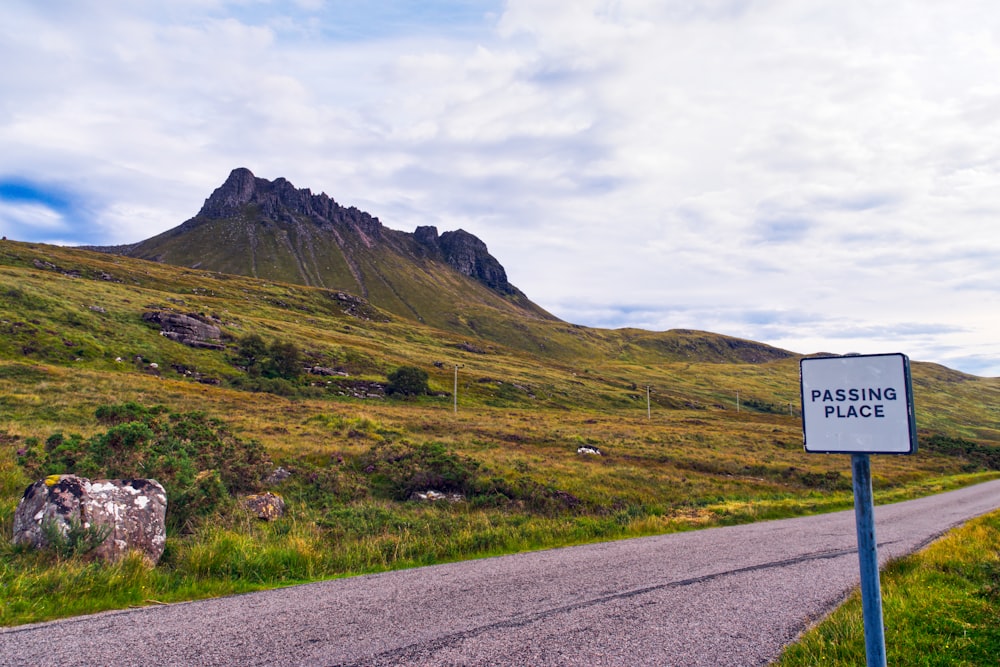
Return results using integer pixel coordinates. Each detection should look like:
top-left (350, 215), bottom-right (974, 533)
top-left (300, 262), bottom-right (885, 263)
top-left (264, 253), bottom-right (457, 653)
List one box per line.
top-left (1, 238), bottom-right (998, 625)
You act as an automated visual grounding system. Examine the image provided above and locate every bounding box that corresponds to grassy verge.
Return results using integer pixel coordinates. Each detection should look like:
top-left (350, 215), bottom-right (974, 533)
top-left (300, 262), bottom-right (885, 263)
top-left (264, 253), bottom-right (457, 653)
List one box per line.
top-left (776, 509), bottom-right (1000, 666)
top-left (3, 467), bottom-right (997, 627)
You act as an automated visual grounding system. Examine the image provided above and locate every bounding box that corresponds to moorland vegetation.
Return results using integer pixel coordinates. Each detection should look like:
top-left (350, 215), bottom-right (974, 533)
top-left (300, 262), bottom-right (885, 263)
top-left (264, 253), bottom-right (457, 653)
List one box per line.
top-left (1, 238), bottom-right (998, 625)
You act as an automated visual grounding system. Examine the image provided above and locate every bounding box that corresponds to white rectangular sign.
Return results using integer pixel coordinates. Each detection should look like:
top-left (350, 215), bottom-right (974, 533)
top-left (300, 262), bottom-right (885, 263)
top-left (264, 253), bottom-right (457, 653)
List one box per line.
top-left (800, 353), bottom-right (917, 454)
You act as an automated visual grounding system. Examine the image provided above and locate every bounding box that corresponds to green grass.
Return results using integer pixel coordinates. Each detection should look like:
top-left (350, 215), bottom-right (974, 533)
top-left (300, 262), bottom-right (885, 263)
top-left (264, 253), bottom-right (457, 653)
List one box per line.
top-left (776, 509), bottom-right (1000, 666)
top-left (3, 467), bottom-right (997, 627)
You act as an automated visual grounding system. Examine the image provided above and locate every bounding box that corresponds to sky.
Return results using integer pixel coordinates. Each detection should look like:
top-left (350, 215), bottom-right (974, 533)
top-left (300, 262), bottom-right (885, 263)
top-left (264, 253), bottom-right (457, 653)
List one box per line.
top-left (2, 1), bottom-right (999, 377)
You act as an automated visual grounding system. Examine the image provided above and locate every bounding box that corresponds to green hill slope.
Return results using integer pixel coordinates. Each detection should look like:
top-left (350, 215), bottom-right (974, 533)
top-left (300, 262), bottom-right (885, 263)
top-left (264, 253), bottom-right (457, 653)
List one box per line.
top-left (1, 237), bottom-right (999, 626)
top-left (1, 239), bottom-right (995, 439)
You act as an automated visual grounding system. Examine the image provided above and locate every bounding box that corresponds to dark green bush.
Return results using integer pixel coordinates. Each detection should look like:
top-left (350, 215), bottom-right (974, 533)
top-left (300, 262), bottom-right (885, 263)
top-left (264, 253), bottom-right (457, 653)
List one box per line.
top-left (233, 333), bottom-right (268, 377)
top-left (265, 339), bottom-right (302, 379)
top-left (354, 441), bottom-right (576, 512)
top-left (359, 441), bottom-right (479, 500)
top-left (923, 434), bottom-right (1000, 471)
top-left (232, 334), bottom-right (302, 380)
top-left (95, 401), bottom-right (164, 426)
top-left (386, 366), bottom-right (429, 397)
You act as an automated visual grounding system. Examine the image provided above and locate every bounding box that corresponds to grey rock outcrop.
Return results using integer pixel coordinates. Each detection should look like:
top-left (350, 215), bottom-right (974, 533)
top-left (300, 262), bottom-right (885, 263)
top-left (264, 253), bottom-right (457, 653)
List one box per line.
top-left (13, 475), bottom-right (168, 564)
top-left (143, 311), bottom-right (223, 349)
top-left (264, 467), bottom-right (292, 485)
top-left (198, 167), bottom-right (383, 239)
top-left (198, 166), bottom-right (258, 216)
top-left (415, 226), bottom-right (515, 295)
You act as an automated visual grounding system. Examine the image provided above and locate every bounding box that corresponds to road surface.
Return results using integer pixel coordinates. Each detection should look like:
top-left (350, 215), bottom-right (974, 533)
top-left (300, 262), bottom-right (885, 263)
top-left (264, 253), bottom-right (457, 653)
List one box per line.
top-left (2, 479), bottom-right (999, 666)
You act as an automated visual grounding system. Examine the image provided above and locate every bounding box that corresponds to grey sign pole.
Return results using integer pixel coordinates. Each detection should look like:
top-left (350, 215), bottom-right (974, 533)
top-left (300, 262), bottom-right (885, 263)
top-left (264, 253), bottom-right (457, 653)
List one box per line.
top-left (851, 453), bottom-right (886, 667)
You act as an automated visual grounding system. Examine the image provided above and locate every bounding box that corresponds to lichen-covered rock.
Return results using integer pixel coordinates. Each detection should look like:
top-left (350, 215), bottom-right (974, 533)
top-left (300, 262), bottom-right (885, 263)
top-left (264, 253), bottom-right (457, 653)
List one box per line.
top-left (13, 475), bottom-right (168, 564)
top-left (86, 479), bottom-right (168, 563)
top-left (243, 492), bottom-right (285, 521)
top-left (14, 475), bottom-right (87, 546)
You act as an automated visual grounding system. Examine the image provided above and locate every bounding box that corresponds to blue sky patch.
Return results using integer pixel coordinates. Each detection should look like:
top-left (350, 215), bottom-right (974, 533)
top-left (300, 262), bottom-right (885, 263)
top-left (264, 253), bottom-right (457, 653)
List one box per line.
top-left (0, 177), bottom-right (93, 244)
top-left (0, 179), bottom-right (72, 212)
top-left (227, 0), bottom-right (503, 42)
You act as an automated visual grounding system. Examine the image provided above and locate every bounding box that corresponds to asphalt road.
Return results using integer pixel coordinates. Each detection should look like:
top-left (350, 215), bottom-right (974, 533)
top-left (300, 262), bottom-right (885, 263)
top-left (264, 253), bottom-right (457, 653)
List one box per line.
top-left (3, 478), bottom-right (999, 666)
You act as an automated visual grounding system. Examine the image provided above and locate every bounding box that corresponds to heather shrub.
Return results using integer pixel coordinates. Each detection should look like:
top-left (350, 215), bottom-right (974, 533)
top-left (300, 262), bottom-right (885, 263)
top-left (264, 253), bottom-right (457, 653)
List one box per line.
top-left (17, 402), bottom-right (272, 531)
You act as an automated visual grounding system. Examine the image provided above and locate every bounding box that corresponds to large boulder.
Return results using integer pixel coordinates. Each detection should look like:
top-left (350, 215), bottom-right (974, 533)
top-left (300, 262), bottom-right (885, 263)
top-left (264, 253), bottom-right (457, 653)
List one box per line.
top-left (142, 311), bottom-right (224, 349)
top-left (13, 475), bottom-right (168, 564)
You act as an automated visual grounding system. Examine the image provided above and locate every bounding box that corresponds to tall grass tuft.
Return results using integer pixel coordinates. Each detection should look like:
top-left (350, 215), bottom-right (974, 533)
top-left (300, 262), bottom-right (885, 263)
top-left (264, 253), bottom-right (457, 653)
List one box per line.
top-left (176, 519), bottom-right (326, 584)
top-left (0, 552), bottom-right (157, 625)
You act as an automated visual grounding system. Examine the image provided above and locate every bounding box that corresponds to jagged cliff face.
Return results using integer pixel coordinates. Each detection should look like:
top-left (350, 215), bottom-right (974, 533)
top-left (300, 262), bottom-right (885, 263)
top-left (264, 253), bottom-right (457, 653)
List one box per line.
top-left (198, 168), bottom-right (384, 242)
top-left (109, 168), bottom-right (557, 332)
top-left (415, 226), bottom-right (514, 295)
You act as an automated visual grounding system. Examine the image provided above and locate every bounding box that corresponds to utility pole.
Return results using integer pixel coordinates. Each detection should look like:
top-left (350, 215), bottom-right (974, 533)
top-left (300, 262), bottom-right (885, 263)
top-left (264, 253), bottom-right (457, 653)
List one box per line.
top-left (454, 365), bottom-right (459, 414)
top-left (736, 390), bottom-right (740, 413)
top-left (646, 386), bottom-right (651, 420)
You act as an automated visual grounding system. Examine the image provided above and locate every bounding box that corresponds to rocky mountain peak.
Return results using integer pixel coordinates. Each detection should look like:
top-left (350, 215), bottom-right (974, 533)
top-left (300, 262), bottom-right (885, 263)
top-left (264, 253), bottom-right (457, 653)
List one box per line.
top-left (199, 167), bottom-right (259, 218)
top-left (197, 168), bottom-right (382, 239)
top-left (413, 225), bottom-right (441, 247)
top-left (415, 227), bottom-right (514, 295)
top-left (196, 171), bottom-right (514, 295)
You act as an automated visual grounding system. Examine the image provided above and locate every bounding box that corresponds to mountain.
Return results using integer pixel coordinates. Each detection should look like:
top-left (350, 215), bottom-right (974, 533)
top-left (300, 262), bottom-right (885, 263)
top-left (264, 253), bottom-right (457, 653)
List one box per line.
top-left (88, 168), bottom-right (800, 364)
top-left (95, 168), bottom-right (555, 333)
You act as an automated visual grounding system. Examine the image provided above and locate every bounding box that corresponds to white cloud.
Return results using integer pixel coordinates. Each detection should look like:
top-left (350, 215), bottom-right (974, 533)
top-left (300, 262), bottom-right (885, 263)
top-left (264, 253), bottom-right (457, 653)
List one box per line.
top-left (1, 0), bottom-right (999, 375)
top-left (0, 201), bottom-right (67, 232)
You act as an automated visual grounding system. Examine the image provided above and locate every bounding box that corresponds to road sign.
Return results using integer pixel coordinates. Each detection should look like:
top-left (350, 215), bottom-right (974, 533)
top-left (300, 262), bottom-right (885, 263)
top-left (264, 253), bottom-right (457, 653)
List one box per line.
top-left (800, 352), bottom-right (919, 667)
top-left (800, 353), bottom-right (917, 455)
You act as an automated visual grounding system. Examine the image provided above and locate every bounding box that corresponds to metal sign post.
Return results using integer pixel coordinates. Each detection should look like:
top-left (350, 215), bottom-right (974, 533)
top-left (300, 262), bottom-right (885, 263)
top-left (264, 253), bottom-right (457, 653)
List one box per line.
top-left (800, 353), bottom-right (917, 667)
top-left (851, 453), bottom-right (886, 666)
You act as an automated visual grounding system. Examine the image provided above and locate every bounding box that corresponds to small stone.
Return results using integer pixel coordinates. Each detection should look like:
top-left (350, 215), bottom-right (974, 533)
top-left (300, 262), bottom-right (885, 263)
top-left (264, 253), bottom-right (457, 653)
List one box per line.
top-left (412, 490), bottom-right (465, 503)
top-left (265, 467), bottom-right (291, 485)
top-left (243, 492), bottom-right (285, 521)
